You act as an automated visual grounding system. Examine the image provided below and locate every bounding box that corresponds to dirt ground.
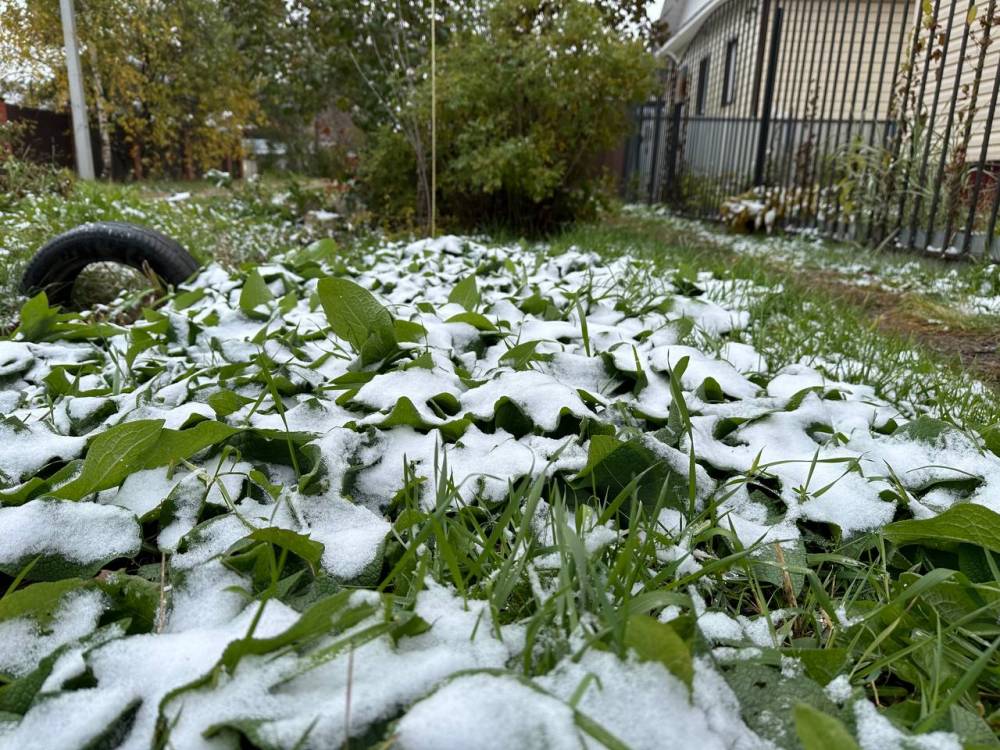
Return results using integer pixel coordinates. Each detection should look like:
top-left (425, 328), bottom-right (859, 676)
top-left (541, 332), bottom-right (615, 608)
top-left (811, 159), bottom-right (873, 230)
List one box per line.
top-left (805, 271), bottom-right (1000, 387)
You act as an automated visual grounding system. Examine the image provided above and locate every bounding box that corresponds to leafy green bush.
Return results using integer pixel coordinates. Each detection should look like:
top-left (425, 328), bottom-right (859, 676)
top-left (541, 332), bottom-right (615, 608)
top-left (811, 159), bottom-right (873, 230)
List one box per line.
top-left (0, 122), bottom-right (75, 208)
top-left (360, 0), bottom-right (656, 232)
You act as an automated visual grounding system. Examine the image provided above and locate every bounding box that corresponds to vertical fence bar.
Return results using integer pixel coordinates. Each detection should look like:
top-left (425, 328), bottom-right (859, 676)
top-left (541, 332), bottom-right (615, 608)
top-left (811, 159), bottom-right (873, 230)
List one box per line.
top-left (751, 0), bottom-right (773, 118)
top-left (837, 0), bottom-right (876, 238)
top-left (754, 4), bottom-right (784, 186)
top-left (817, 0), bottom-right (854, 234)
top-left (723, 1), bottom-right (755, 201)
top-left (895, 0), bottom-right (941, 241)
top-left (948, 0), bottom-right (994, 250)
top-left (793, 0), bottom-right (823, 225)
top-left (765, 0), bottom-right (796, 187)
top-left (877, 0), bottom-right (922, 241)
top-left (927, 0), bottom-right (975, 250)
top-left (664, 101), bottom-right (683, 203)
top-left (708, 6), bottom-right (730, 214)
top-left (775, 0), bottom-right (808, 202)
top-left (862, 0), bottom-right (905, 244)
top-left (828, 0), bottom-right (865, 238)
top-left (907, 0), bottom-right (959, 250)
top-left (735, 0), bottom-right (762, 195)
top-left (987, 62), bottom-right (1000, 251)
top-left (630, 112), bottom-right (644, 202)
top-left (648, 98), bottom-right (665, 204)
top-left (807, 0), bottom-right (840, 228)
top-left (963, 1), bottom-right (1000, 254)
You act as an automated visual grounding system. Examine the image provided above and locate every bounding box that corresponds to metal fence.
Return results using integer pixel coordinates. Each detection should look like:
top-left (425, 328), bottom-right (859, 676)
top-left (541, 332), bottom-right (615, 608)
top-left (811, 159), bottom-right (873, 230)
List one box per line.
top-left (626, 0), bottom-right (1000, 257)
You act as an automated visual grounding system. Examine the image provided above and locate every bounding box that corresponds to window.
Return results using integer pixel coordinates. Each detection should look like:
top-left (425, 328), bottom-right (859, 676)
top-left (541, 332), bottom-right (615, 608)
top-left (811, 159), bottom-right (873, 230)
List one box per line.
top-left (677, 65), bottom-right (690, 102)
top-left (696, 56), bottom-right (710, 115)
top-left (722, 38), bottom-right (738, 107)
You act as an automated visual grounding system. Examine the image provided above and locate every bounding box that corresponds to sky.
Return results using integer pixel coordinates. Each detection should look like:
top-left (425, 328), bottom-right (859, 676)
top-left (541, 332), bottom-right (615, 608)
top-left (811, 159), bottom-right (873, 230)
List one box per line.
top-left (647, 0), bottom-right (665, 19)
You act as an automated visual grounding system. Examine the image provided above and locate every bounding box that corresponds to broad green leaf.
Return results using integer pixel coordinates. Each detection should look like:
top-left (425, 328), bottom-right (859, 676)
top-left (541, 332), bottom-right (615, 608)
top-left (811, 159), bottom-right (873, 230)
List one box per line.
top-left (13, 292), bottom-right (123, 342)
top-left (500, 340), bottom-right (553, 369)
top-left (624, 614), bottom-right (693, 688)
top-left (448, 274), bottom-right (480, 310)
top-left (0, 462), bottom-right (81, 507)
top-left (723, 663), bottom-right (847, 746)
top-left (794, 704), bottom-right (859, 750)
top-left (696, 376), bottom-right (725, 403)
top-left (884, 504), bottom-right (1000, 555)
top-left (0, 579), bottom-right (88, 625)
top-left (53, 420), bottom-right (165, 500)
top-left (207, 391), bottom-right (254, 418)
top-left (96, 573), bottom-right (160, 633)
top-left (784, 648), bottom-right (849, 686)
top-left (218, 590), bottom-right (381, 671)
top-left (298, 238), bottom-right (338, 264)
top-left (13, 292), bottom-right (59, 341)
top-left (581, 435), bottom-right (625, 474)
top-left (394, 318), bottom-right (427, 343)
top-left (316, 277), bottom-right (397, 365)
top-left (249, 528), bottom-right (324, 573)
top-left (239, 270), bottom-right (274, 319)
top-left (141, 421), bottom-right (241, 469)
top-left (575, 435), bottom-right (687, 513)
top-left (893, 416), bottom-right (956, 444)
top-left (172, 287), bottom-right (206, 310)
top-left (445, 311), bottom-right (498, 332)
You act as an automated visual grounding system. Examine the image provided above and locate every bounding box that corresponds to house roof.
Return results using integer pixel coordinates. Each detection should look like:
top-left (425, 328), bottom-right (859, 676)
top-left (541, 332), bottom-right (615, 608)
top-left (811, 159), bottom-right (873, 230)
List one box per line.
top-left (655, 0), bottom-right (727, 62)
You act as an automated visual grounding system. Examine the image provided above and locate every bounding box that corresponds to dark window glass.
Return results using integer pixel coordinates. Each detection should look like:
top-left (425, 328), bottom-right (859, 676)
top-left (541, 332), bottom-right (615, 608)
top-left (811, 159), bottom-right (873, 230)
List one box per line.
top-left (696, 56), bottom-right (710, 115)
top-left (722, 38), bottom-right (738, 107)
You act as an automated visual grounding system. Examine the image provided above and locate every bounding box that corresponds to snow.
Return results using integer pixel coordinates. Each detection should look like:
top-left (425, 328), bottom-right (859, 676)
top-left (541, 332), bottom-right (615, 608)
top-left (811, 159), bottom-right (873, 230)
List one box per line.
top-left (0, 499), bottom-right (141, 570)
top-left (0, 589), bottom-right (107, 677)
top-left (0, 230), bottom-right (976, 749)
top-left (395, 673), bottom-right (581, 750)
top-left (854, 701), bottom-right (961, 750)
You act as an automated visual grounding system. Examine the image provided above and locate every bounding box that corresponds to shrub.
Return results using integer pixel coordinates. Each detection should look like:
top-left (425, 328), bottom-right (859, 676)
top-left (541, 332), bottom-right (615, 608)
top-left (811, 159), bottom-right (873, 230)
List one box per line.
top-left (0, 122), bottom-right (75, 208)
top-left (360, 0), bottom-right (656, 232)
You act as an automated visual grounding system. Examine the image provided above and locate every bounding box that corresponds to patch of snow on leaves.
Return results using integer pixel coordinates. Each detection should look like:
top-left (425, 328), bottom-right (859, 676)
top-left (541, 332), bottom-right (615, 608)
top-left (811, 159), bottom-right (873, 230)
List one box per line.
top-left (0, 233), bottom-right (977, 749)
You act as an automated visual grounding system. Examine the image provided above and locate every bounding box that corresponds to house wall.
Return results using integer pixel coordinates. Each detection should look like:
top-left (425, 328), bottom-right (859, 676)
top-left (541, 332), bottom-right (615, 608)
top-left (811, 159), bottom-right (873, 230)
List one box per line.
top-left (924, 0), bottom-right (1000, 164)
top-left (672, 0), bottom-right (1000, 163)
top-left (676, 0), bottom-right (919, 122)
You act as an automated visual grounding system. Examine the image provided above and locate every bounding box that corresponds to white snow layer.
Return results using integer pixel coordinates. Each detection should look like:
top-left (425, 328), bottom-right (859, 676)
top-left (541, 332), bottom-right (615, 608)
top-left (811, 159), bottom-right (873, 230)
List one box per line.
top-left (0, 234), bottom-right (974, 749)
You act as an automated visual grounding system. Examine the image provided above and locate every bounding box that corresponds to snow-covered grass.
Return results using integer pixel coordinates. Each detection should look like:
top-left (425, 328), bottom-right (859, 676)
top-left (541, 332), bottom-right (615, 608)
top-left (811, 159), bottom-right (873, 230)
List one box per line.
top-left (2, 211), bottom-right (1000, 750)
top-left (0, 180), bottom-right (326, 325)
top-left (554, 216), bottom-right (1000, 430)
top-left (630, 205), bottom-right (1000, 321)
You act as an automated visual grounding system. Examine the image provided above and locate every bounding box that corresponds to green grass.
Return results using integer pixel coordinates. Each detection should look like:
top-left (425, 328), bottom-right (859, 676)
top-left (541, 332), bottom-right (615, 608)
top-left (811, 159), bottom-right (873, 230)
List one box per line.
top-left (553, 215), bottom-right (1000, 430)
top-left (0, 178), bottom-right (337, 324)
top-left (633, 206), bottom-right (1000, 316)
top-left (3, 189), bottom-right (1000, 746)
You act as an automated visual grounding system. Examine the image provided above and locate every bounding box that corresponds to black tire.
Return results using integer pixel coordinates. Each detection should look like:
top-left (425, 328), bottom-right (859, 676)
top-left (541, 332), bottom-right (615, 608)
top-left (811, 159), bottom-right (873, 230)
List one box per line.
top-left (20, 222), bottom-right (200, 306)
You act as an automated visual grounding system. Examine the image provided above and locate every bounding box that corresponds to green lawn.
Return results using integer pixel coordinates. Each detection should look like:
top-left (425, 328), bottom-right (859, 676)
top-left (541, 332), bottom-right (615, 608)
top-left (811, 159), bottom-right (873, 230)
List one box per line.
top-left (2, 186), bottom-right (1000, 748)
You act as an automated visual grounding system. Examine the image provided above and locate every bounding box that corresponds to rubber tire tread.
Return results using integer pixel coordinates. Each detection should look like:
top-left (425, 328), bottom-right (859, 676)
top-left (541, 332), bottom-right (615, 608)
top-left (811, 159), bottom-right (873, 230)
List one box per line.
top-left (20, 221), bottom-right (200, 305)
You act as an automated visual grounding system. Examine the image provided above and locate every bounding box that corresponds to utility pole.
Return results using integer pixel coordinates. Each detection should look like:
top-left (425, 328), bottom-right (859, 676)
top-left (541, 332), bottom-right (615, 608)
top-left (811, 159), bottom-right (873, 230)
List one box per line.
top-left (59, 0), bottom-right (95, 179)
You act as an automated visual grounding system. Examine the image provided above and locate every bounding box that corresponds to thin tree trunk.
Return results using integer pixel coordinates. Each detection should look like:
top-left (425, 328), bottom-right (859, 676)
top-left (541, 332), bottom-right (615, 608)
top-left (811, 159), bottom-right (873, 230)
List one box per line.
top-left (131, 142), bottom-right (143, 180)
top-left (87, 45), bottom-right (112, 180)
top-left (409, 122), bottom-right (431, 232)
top-left (183, 130), bottom-right (195, 181)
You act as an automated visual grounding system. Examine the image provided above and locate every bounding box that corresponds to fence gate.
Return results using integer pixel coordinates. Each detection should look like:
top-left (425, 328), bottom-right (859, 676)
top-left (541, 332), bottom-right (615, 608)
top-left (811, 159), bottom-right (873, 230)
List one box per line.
top-left (625, 0), bottom-right (1000, 258)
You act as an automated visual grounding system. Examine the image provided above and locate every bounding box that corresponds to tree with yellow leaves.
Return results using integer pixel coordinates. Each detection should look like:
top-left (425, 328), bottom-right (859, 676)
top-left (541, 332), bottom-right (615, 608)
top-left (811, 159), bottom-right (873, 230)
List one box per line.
top-left (1, 0), bottom-right (258, 179)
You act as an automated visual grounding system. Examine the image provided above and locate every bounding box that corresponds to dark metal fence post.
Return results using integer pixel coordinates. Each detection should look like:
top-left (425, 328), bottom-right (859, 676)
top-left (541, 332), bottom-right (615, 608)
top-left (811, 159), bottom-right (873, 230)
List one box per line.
top-left (753, 4), bottom-right (783, 186)
top-left (647, 98), bottom-right (665, 204)
top-left (664, 101), bottom-right (683, 203)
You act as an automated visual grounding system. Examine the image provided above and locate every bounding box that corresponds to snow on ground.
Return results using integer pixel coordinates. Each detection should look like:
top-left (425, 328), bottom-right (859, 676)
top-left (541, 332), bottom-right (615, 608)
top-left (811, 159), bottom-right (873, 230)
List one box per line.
top-left (0, 234), bottom-right (978, 748)
top-left (630, 205), bottom-right (1000, 318)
